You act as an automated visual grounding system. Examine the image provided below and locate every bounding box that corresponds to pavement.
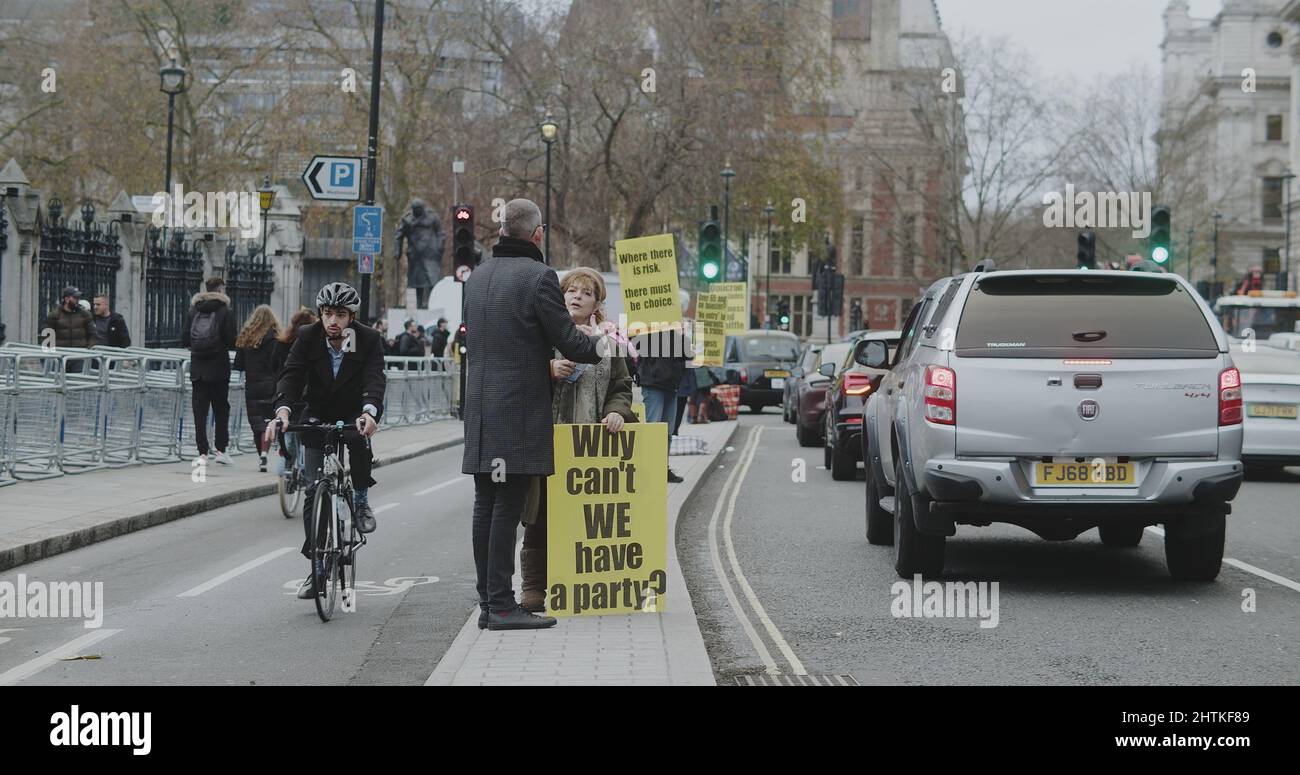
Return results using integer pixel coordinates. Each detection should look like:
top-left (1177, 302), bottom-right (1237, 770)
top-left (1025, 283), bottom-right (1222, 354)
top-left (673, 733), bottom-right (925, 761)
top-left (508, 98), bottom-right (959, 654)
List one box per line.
top-left (426, 418), bottom-right (738, 686)
top-left (0, 420), bottom-right (465, 573)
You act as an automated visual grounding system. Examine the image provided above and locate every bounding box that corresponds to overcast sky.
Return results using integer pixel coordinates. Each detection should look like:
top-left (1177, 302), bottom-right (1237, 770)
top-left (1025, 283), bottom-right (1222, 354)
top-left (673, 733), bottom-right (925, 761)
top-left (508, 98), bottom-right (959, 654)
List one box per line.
top-left (935, 0), bottom-right (1224, 81)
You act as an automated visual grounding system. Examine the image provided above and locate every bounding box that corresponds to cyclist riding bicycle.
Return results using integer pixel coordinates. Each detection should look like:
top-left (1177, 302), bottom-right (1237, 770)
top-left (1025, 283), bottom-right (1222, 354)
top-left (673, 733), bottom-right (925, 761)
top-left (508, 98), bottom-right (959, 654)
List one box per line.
top-left (264, 282), bottom-right (387, 600)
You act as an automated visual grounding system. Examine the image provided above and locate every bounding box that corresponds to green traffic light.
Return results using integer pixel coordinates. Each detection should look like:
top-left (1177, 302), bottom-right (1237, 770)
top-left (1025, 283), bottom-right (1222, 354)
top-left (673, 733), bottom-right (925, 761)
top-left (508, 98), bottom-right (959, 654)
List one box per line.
top-left (702, 262), bottom-right (720, 280)
top-left (1151, 246), bottom-right (1169, 264)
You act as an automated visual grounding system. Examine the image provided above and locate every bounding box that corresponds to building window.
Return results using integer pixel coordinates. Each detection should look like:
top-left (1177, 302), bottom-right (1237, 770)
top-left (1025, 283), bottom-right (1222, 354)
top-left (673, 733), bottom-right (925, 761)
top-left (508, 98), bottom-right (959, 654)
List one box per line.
top-left (1267, 115), bottom-right (1284, 141)
top-left (902, 214), bottom-right (917, 270)
top-left (1268, 31), bottom-right (1284, 48)
top-left (850, 218), bottom-right (865, 276)
top-left (780, 239), bottom-right (793, 275)
top-left (1264, 247), bottom-right (1281, 274)
top-left (768, 239), bottom-right (783, 276)
top-left (832, 0), bottom-right (870, 40)
top-left (1263, 177), bottom-right (1284, 220)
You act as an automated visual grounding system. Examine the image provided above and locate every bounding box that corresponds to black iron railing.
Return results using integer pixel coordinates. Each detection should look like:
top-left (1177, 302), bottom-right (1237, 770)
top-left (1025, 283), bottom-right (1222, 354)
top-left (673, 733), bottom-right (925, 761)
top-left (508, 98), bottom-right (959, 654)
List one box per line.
top-left (36, 197), bottom-right (122, 330)
top-left (225, 242), bottom-right (274, 328)
top-left (145, 226), bottom-right (205, 348)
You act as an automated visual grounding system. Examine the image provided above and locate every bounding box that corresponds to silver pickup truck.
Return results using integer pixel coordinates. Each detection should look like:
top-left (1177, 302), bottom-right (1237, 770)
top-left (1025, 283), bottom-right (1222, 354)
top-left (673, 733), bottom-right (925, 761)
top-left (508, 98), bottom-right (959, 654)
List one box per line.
top-left (860, 267), bottom-right (1244, 580)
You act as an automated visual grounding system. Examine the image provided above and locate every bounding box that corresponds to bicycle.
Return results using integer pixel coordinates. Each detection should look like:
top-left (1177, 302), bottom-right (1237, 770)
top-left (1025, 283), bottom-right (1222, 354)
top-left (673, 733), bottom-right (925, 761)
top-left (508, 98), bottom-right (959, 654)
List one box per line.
top-left (274, 431), bottom-right (304, 519)
top-left (278, 420), bottom-right (367, 622)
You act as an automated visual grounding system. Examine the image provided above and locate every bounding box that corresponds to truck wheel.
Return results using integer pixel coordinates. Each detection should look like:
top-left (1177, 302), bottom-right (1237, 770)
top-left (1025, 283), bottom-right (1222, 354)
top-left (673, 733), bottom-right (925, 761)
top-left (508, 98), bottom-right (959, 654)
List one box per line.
top-left (865, 455), bottom-right (892, 545)
top-left (893, 458), bottom-right (944, 577)
top-left (830, 438), bottom-right (856, 481)
top-left (1099, 524), bottom-right (1144, 547)
top-left (1164, 513), bottom-right (1225, 581)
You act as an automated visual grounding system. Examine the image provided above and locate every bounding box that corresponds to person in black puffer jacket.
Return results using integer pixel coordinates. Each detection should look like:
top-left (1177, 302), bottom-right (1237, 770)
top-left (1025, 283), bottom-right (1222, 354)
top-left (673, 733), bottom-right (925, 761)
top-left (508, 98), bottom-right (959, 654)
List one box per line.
top-left (234, 305), bottom-right (282, 472)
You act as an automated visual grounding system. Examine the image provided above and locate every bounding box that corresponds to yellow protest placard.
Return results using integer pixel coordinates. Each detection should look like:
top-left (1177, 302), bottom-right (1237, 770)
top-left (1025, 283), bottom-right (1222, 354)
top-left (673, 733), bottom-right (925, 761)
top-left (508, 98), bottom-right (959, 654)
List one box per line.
top-left (695, 292), bottom-right (727, 367)
top-left (614, 234), bottom-right (681, 335)
top-left (546, 423), bottom-right (669, 616)
top-left (713, 282), bottom-right (748, 334)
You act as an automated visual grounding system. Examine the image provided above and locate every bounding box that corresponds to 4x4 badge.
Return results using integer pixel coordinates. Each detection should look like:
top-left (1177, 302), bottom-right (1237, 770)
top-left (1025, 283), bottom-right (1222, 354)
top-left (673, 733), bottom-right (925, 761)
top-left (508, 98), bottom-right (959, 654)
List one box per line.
top-left (1078, 400), bottom-right (1099, 420)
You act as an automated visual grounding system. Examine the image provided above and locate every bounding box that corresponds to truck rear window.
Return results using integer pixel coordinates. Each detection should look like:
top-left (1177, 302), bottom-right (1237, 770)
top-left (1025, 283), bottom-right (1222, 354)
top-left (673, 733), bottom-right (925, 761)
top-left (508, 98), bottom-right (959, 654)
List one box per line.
top-left (954, 274), bottom-right (1220, 358)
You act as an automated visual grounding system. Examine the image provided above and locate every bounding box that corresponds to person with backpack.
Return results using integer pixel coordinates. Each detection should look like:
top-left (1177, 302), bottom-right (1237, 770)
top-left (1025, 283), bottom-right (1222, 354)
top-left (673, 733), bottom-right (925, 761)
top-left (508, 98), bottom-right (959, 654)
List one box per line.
top-left (182, 277), bottom-right (238, 464)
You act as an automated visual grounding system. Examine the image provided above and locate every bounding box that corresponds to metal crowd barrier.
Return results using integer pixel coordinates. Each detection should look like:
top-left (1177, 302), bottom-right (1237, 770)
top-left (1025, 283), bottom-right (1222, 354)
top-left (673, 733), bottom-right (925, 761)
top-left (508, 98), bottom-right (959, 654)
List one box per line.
top-left (0, 345), bottom-right (458, 482)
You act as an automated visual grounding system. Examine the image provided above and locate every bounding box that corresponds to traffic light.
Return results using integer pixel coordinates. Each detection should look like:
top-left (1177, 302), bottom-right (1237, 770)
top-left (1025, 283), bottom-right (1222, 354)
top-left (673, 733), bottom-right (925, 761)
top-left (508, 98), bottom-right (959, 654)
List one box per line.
top-left (777, 299), bottom-right (791, 330)
top-left (698, 208), bottom-right (722, 284)
top-left (1149, 205), bottom-right (1171, 265)
top-left (1076, 228), bottom-right (1096, 270)
top-left (455, 322), bottom-right (467, 355)
top-left (452, 205), bottom-right (476, 281)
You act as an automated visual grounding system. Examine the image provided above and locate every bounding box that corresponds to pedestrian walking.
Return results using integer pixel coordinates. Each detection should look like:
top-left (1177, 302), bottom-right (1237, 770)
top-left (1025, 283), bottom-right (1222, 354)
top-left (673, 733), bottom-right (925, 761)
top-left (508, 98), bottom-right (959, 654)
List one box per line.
top-left (462, 198), bottom-right (605, 631)
top-left (428, 318), bottom-right (450, 359)
top-left (182, 277), bottom-right (238, 464)
top-left (92, 294), bottom-right (131, 348)
top-left (518, 267), bottom-right (637, 613)
top-left (233, 305), bottom-right (281, 472)
top-left (631, 324), bottom-right (693, 483)
top-left (271, 308), bottom-right (317, 472)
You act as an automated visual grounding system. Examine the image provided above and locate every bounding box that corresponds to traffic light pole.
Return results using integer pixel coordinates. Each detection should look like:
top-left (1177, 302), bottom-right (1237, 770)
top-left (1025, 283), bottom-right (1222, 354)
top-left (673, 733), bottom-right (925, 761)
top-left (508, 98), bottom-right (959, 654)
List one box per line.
top-left (360, 0), bottom-right (385, 326)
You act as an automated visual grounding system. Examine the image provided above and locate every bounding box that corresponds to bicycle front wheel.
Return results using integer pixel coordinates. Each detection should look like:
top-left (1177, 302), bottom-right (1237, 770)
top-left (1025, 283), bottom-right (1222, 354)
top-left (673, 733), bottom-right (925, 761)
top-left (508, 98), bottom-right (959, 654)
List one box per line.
top-left (310, 483), bottom-right (340, 622)
top-left (278, 472), bottom-right (302, 519)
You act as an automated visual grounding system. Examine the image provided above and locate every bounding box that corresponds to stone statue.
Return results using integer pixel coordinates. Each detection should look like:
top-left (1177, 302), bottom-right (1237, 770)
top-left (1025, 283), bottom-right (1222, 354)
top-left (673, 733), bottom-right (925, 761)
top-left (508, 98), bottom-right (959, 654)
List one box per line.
top-left (394, 198), bottom-right (444, 308)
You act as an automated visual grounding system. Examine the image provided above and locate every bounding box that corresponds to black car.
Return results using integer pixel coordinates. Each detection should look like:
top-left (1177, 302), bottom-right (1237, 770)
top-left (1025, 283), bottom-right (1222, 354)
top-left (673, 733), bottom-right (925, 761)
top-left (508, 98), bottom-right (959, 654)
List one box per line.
top-left (783, 343), bottom-right (819, 423)
top-left (823, 330), bottom-right (900, 480)
top-left (720, 330), bottom-right (802, 413)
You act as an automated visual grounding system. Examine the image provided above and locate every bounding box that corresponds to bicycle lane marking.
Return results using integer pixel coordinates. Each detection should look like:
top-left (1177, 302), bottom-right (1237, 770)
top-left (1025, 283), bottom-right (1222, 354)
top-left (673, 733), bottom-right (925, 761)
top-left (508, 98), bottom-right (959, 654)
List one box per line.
top-left (1145, 525), bottom-right (1300, 592)
top-left (0, 628), bottom-right (122, 686)
top-left (721, 425), bottom-right (807, 676)
top-left (707, 426), bottom-right (780, 675)
top-left (412, 478), bottom-right (467, 497)
top-left (176, 547), bottom-right (296, 598)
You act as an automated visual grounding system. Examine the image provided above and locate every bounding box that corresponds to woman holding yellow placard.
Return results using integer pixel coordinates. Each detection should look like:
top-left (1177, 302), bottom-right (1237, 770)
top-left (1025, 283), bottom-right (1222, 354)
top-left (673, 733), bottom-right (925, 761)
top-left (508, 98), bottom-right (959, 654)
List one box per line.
top-left (520, 268), bottom-right (638, 612)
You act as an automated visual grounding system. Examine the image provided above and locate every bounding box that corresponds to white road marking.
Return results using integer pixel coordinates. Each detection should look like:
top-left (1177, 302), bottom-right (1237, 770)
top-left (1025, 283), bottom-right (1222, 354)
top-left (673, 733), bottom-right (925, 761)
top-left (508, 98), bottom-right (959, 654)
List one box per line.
top-left (1145, 526), bottom-right (1165, 537)
top-left (1224, 559), bottom-right (1300, 593)
top-left (707, 427), bottom-right (781, 675)
top-left (721, 426), bottom-right (807, 675)
top-left (413, 478), bottom-right (465, 497)
top-left (373, 503), bottom-right (399, 514)
top-left (1145, 526), bottom-right (1300, 592)
top-left (177, 547), bottom-right (296, 598)
top-left (0, 628), bottom-right (122, 686)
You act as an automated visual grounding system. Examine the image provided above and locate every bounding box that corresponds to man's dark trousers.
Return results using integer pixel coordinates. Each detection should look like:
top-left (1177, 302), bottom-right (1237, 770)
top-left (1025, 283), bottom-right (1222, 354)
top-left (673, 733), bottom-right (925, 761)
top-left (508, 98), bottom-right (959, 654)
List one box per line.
top-left (298, 425), bottom-right (375, 559)
top-left (472, 473), bottom-right (533, 612)
top-left (192, 380), bottom-right (230, 455)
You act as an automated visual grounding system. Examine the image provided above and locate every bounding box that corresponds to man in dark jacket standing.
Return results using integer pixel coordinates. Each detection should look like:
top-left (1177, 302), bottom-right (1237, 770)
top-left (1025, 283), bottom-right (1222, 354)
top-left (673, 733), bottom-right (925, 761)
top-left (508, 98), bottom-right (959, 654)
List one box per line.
top-left (92, 294), bottom-right (131, 348)
top-left (182, 277), bottom-right (238, 464)
top-left (462, 198), bottom-right (604, 631)
top-left (632, 326), bottom-right (693, 482)
top-left (428, 318), bottom-right (450, 359)
top-left (44, 286), bottom-right (96, 349)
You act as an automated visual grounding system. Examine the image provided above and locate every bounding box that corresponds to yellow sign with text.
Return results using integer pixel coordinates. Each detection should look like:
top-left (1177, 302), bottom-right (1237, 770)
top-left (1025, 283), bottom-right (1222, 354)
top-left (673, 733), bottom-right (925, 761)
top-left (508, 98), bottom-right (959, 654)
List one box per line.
top-left (713, 282), bottom-right (748, 334)
top-left (695, 292), bottom-right (727, 367)
top-left (547, 423), bottom-right (669, 616)
top-left (614, 234), bottom-right (681, 335)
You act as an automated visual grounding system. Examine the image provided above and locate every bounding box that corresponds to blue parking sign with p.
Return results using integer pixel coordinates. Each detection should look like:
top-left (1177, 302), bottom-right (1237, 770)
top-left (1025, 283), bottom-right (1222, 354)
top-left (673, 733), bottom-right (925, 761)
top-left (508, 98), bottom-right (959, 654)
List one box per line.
top-left (331, 162), bottom-right (355, 188)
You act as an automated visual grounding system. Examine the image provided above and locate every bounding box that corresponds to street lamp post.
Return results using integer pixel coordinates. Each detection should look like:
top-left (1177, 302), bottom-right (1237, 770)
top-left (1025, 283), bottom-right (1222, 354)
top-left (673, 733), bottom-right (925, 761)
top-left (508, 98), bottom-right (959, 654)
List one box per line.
top-left (540, 112), bottom-right (558, 264)
top-left (1212, 212), bottom-right (1222, 296)
top-left (721, 163), bottom-right (735, 281)
top-left (1185, 227), bottom-right (1194, 281)
top-left (1284, 172), bottom-right (1296, 291)
top-left (158, 58), bottom-right (187, 200)
top-left (763, 201), bottom-right (775, 328)
top-left (257, 175), bottom-right (275, 270)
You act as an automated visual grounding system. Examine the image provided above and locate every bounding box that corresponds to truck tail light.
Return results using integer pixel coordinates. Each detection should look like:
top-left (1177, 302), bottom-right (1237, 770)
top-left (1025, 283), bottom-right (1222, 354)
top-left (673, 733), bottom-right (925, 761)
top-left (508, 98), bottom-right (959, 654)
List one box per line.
top-left (924, 365), bottom-right (956, 425)
top-left (1219, 367), bottom-right (1242, 426)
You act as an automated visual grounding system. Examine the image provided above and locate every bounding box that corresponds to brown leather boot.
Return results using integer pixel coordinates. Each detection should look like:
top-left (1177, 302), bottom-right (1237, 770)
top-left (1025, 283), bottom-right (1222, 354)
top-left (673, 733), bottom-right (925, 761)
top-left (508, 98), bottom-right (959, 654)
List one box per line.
top-left (519, 547), bottom-right (546, 612)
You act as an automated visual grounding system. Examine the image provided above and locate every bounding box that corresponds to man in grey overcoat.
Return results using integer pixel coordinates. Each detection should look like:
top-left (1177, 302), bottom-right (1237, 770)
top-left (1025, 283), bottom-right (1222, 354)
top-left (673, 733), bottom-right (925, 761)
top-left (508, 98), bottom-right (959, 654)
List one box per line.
top-left (461, 198), bottom-right (604, 631)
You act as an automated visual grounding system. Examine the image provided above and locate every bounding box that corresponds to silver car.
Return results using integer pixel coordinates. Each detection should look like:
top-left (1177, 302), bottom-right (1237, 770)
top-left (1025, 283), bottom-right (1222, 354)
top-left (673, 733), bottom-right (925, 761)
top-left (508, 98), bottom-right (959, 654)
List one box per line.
top-left (1232, 343), bottom-right (1300, 468)
top-left (860, 267), bottom-right (1244, 580)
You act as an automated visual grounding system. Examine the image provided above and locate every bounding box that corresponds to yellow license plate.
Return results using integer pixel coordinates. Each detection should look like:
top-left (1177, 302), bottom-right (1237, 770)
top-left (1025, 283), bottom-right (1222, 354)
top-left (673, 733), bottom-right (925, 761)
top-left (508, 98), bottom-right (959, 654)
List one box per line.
top-left (1034, 461), bottom-right (1134, 486)
top-left (1247, 403), bottom-right (1298, 419)
top-left (764, 369), bottom-right (790, 378)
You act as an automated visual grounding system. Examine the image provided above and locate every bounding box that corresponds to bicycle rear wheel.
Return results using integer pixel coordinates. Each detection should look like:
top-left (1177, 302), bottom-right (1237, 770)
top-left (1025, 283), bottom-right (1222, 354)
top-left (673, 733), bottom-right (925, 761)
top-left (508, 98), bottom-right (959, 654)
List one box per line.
top-left (310, 483), bottom-right (339, 621)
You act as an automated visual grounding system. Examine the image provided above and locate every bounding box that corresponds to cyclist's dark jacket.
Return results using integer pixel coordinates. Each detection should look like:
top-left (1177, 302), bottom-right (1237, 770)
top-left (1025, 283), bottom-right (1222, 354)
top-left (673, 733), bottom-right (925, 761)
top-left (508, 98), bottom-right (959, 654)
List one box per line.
top-left (273, 320), bottom-right (386, 423)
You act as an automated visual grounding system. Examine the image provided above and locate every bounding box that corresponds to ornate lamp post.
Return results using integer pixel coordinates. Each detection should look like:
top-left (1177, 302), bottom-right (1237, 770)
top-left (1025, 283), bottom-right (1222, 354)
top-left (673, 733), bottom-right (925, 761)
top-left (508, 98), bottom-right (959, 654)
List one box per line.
top-left (540, 112), bottom-right (558, 263)
top-left (763, 201), bottom-right (775, 327)
top-left (257, 175), bottom-right (275, 269)
top-left (159, 57), bottom-right (188, 199)
top-left (721, 163), bottom-right (735, 281)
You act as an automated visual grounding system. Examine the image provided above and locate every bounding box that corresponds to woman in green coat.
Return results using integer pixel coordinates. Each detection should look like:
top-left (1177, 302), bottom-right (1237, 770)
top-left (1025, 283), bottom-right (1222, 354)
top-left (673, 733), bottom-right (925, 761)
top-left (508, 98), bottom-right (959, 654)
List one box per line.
top-left (520, 268), bottom-right (637, 613)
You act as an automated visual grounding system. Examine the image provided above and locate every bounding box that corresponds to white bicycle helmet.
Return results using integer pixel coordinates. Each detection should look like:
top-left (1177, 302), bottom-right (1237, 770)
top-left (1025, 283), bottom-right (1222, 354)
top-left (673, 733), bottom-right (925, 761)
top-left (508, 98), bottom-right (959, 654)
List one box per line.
top-left (316, 282), bottom-right (361, 313)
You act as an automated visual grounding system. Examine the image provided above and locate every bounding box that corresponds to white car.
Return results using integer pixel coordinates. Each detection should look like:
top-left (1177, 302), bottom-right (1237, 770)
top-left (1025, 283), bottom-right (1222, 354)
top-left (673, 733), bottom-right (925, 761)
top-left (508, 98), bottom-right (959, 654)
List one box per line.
top-left (1233, 343), bottom-right (1300, 469)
